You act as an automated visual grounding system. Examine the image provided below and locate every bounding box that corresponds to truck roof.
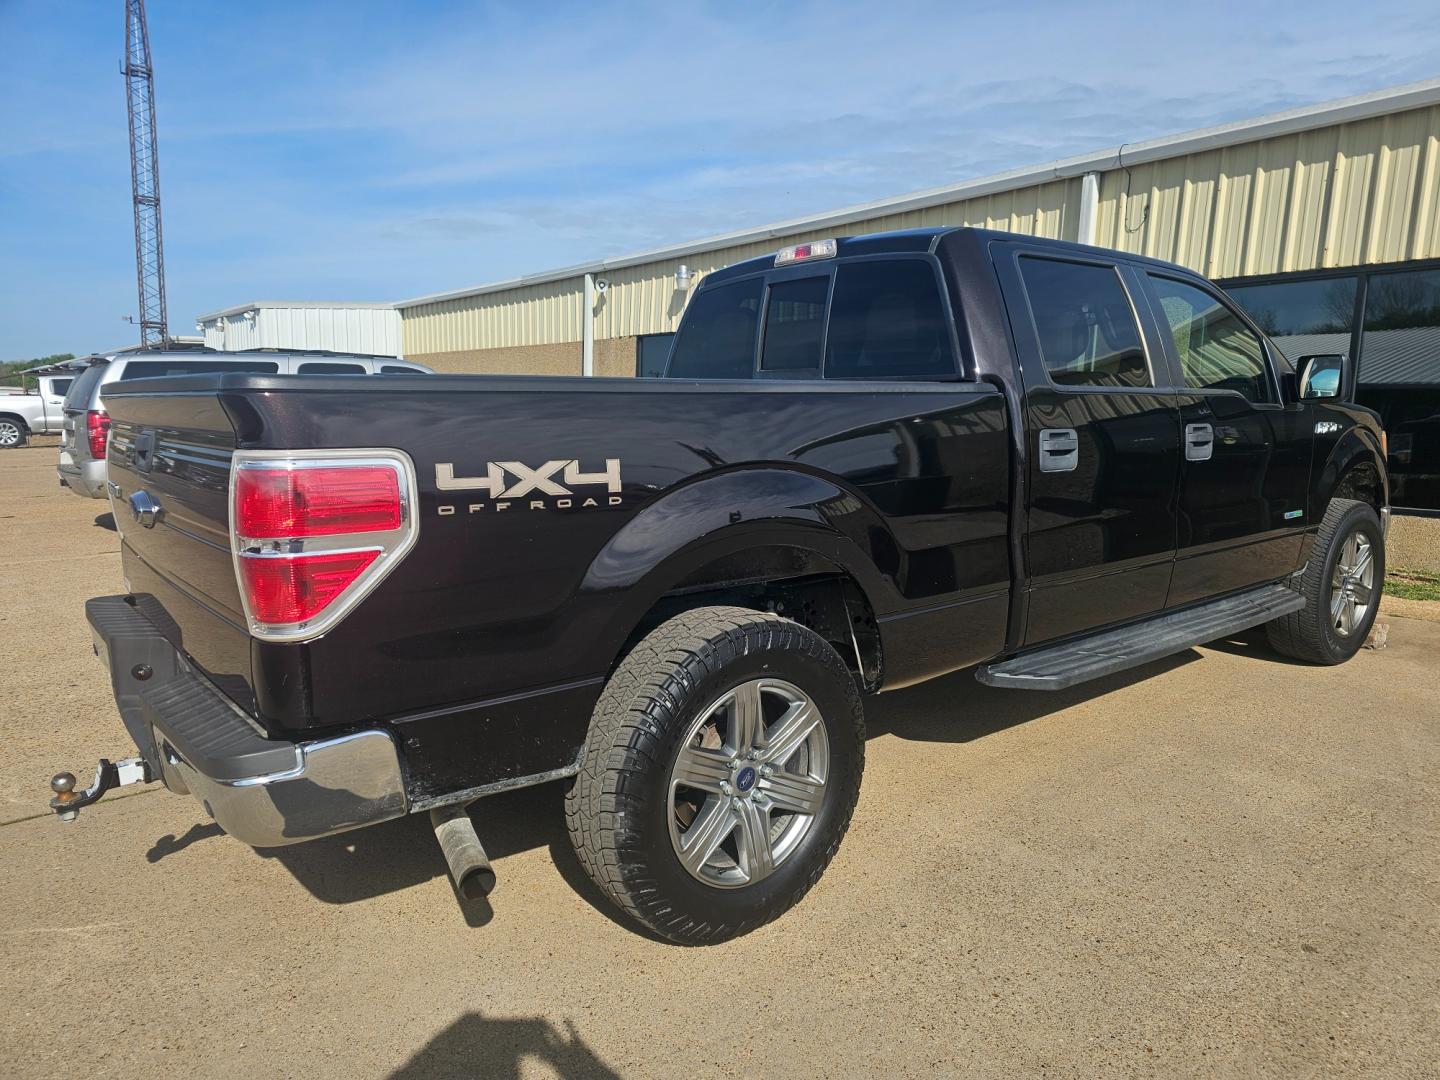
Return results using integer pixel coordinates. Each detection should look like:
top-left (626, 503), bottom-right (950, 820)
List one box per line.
top-left (701, 226), bottom-right (1200, 288)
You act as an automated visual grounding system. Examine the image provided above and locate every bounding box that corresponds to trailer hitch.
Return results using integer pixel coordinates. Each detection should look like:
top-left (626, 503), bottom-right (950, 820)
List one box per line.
top-left (49, 758), bottom-right (153, 822)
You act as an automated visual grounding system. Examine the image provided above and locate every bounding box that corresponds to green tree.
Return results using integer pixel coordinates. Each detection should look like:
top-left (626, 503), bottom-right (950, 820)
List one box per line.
top-left (0, 353), bottom-right (77, 388)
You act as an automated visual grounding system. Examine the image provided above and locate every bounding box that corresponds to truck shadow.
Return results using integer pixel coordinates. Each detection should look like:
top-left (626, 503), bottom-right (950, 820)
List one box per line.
top-left (255, 648), bottom-right (1204, 927)
top-left (390, 1013), bottom-right (622, 1079)
top-left (864, 649), bottom-right (1199, 744)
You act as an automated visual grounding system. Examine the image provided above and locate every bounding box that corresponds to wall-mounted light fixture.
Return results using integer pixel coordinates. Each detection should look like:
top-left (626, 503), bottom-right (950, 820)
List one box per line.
top-left (675, 264), bottom-right (692, 289)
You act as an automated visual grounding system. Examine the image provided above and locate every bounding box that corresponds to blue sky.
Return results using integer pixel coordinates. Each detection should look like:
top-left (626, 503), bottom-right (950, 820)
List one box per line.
top-left (3, 0), bottom-right (1438, 359)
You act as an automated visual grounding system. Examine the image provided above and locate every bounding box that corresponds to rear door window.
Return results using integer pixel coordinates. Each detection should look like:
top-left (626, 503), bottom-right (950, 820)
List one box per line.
top-left (48, 378), bottom-right (73, 398)
top-left (1018, 257), bottom-right (1150, 388)
top-left (297, 361), bottom-right (368, 374)
top-left (824, 260), bottom-right (955, 379)
top-left (119, 359), bottom-right (280, 379)
top-left (381, 364), bottom-right (425, 375)
top-left (667, 278), bottom-right (763, 379)
top-left (761, 276), bottom-right (829, 374)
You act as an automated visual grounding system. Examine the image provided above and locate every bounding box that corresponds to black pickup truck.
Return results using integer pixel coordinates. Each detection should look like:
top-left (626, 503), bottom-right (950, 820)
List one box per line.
top-left (54, 228), bottom-right (1389, 944)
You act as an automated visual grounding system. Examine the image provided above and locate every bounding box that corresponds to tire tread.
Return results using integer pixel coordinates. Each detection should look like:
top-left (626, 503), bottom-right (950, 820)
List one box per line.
top-left (1266, 497), bottom-right (1382, 664)
top-left (565, 606), bottom-right (863, 944)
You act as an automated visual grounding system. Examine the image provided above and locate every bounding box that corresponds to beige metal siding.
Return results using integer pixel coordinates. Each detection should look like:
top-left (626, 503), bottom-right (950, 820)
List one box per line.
top-left (403, 277), bottom-right (584, 356)
top-left (1092, 104), bottom-right (1440, 276)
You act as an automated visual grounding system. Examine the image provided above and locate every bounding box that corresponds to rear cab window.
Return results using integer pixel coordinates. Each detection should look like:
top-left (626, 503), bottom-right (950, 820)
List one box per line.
top-left (761, 277), bottom-right (829, 375)
top-left (825, 260), bottom-right (955, 379)
top-left (667, 255), bottom-right (957, 381)
top-left (667, 278), bottom-right (763, 379)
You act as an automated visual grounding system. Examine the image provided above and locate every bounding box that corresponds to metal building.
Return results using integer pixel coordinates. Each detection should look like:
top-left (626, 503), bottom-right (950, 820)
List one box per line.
top-left (396, 77), bottom-right (1440, 517)
top-left (195, 302), bottom-right (401, 356)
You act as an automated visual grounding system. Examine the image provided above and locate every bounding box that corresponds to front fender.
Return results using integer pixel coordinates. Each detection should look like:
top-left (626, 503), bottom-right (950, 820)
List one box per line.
top-left (1315, 426), bottom-right (1389, 510)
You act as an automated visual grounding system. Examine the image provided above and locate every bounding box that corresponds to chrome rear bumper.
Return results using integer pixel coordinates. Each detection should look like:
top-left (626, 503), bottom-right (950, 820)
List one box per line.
top-left (160, 728), bottom-right (406, 847)
top-left (88, 595), bottom-right (407, 847)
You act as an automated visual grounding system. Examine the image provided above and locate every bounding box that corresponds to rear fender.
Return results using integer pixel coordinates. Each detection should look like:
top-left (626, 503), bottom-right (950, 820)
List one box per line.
top-left (581, 467), bottom-right (899, 667)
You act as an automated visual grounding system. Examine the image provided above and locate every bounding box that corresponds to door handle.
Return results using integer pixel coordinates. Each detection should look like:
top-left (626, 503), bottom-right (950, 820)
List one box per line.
top-left (1038, 427), bottom-right (1079, 473)
top-left (1185, 422), bottom-right (1214, 462)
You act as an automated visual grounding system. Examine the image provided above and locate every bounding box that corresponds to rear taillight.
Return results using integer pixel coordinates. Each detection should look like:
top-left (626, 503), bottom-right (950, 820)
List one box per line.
top-left (236, 466), bottom-right (402, 537)
top-left (230, 452), bottom-right (417, 641)
top-left (240, 550), bottom-right (380, 624)
top-left (87, 410), bottom-right (111, 458)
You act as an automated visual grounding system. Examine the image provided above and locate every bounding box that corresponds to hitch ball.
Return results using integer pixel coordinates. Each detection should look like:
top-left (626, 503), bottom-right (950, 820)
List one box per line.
top-left (50, 772), bottom-right (79, 822)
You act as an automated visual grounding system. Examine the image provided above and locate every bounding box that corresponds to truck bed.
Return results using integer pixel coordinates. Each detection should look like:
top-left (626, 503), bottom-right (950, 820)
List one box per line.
top-left (101, 372), bottom-right (1013, 799)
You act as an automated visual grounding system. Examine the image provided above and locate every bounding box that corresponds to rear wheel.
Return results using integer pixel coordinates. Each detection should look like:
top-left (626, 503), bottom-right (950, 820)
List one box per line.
top-left (1267, 497), bottom-right (1384, 664)
top-left (0, 418), bottom-right (27, 449)
top-left (566, 606), bottom-right (864, 944)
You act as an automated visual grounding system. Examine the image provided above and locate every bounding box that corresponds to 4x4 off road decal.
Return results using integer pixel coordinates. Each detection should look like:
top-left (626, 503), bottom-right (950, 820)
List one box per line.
top-left (434, 459), bottom-right (622, 514)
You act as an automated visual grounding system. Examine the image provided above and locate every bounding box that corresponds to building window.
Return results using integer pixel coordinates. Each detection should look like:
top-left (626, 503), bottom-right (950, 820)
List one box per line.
top-left (636, 334), bottom-right (675, 377)
top-left (1224, 261), bottom-right (1440, 513)
top-left (1223, 276), bottom-right (1358, 366)
top-left (1357, 267), bottom-right (1440, 512)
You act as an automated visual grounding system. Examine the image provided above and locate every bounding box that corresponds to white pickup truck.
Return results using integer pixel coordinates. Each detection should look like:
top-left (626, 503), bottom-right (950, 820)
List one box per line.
top-left (0, 369), bottom-right (77, 448)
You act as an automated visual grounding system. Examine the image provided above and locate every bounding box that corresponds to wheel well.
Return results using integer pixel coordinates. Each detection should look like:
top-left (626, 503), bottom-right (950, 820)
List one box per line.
top-left (0, 413), bottom-right (29, 430)
top-left (1333, 459), bottom-right (1383, 511)
top-left (615, 545), bottom-right (883, 692)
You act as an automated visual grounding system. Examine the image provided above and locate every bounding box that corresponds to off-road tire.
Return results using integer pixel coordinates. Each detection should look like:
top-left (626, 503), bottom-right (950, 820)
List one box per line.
top-left (1266, 497), bottom-right (1384, 664)
top-left (566, 606), bottom-right (864, 945)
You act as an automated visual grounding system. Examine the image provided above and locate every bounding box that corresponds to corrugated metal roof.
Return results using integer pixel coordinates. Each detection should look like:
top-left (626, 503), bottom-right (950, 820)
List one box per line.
top-left (195, 300), bottom-right (399, 320)
top-left (1265, 328), bottom-right (1440, 384)
top-left (1359, 326), bottom-right (1440, 384)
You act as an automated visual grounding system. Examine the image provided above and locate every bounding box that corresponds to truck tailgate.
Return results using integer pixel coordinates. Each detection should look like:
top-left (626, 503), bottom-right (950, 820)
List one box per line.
top-left (101, 389), bottom-right (256, 712)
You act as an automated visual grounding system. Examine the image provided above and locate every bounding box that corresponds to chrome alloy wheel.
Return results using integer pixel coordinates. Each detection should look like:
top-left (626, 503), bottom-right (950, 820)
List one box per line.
top-left (668, 678), bottom-right (829, 889)
top-left (0, 420), bottom-right (21, 448)
top-left (1331, 531), bottom-right (1375, 638)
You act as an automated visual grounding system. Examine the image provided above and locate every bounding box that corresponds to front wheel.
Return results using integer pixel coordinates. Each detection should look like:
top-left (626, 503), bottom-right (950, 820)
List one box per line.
top-left (0, 418), bottom-right (27, 449)
top-left (1267, 497), bottom-right (1384, 664)
top-left (566, 606), bottom-right (864, 944)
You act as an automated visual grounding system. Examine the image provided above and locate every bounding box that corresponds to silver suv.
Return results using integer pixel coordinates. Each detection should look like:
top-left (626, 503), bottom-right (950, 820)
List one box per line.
top-left (57, 349), bottom-right (433, 498)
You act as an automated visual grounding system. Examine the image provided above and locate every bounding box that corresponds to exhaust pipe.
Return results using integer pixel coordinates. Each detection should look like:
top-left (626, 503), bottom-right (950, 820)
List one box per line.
top-left (429, 803), bottom-right (496, 899)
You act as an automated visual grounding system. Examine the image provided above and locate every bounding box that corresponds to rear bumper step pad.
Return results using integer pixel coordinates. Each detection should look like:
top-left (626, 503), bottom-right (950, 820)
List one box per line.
top-left (977, 581), bottom-right (1305, 691)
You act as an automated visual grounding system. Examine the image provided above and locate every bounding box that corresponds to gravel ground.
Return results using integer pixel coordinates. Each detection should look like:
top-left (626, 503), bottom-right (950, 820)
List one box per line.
top-left (2, 438), bottom-right (1437, 1079)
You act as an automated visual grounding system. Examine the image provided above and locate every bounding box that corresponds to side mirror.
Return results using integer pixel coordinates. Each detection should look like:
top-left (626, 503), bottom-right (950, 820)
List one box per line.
top-left (1298, 354), bottom-right (1346, 400)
